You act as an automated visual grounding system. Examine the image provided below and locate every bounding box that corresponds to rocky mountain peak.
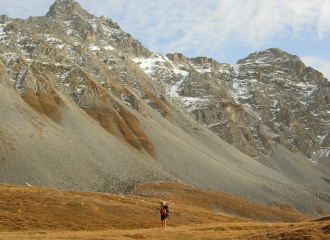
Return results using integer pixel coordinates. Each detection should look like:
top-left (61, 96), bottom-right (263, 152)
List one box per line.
top-left (236, 48), bottom-right (309, 80)
top-left (237, 48), bottom-right (301, 64)
top-left (46, 0), bottom-right (90, 20)
top-left (0, 14), bottom-right (9, 22)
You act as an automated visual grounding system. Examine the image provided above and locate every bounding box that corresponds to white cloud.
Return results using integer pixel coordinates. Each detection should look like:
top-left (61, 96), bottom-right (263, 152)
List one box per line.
top-left (316, 0), bottom-right (330, 39)
top-left (76, 0), bottom-right (330, 58)
top-left (301, 56), bottom-right (330, 80)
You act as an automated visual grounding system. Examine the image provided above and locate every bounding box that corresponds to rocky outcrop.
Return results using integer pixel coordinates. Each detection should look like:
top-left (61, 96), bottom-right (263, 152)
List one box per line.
top-left (46, 0), bottom-right (90, 20)
top-left (230, 48), bottom-right (329, 158)
top-left (166, 53), bottom-right (187, 64)
top-left (135, 48), bottom-right (329, 159)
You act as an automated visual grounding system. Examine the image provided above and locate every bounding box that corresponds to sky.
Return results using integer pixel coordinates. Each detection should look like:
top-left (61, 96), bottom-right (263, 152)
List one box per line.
top-left (1, 0), bottom-right (330, 79)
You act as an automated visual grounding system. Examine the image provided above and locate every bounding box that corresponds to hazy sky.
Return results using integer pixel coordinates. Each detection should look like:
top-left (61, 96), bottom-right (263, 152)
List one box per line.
top-left (1, 0), bottom-right (330, 79)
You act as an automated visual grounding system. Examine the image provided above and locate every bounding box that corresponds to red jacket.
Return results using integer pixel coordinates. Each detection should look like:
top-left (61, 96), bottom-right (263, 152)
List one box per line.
top-left (160, 208), bottom-right (166, 216)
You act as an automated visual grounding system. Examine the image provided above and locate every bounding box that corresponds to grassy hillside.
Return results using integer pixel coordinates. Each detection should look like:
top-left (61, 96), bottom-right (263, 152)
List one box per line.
top-left (0, 183), bottom-right (329, 239)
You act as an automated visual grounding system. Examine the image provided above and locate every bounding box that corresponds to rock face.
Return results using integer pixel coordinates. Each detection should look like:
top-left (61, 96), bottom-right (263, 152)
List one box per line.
top-left (134, 49), bottom-right (330, 159)
top-left (233, 49), bottom-right (330, 159)
top-left (0, 0), bottom-right (330, 217)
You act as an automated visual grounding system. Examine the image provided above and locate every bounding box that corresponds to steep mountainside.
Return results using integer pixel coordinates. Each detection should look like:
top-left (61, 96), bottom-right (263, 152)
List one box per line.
top-left (0, 0), bottom-right (330, 217)
top-left (133, 50), bottom-right (330, 160)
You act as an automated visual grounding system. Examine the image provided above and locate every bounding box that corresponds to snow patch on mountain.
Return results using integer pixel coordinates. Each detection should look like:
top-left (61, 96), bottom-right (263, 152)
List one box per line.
top-left (0, 21), bottom-right (10, 43)
top-left (133, 54), bottom-right (167, 76)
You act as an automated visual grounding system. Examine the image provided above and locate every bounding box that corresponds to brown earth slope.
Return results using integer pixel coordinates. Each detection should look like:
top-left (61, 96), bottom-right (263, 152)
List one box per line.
top-left (1, 183), bottom-right (329, 239)
top-left (131, 182), bottom-right (312, 223)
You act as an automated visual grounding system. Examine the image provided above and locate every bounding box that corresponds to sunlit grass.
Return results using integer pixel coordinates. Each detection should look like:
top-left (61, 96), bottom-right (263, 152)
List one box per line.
top-left (0, 183), bottom-right (329, 239)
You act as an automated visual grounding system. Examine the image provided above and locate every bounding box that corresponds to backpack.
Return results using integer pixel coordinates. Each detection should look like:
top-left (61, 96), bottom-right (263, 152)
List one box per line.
top-left (163, 205), bottom-right (169, 217)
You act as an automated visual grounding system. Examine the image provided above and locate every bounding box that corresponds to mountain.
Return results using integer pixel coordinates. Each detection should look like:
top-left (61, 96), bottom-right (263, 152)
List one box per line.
top-left (0, 0), bottom-right (329, 217)
top-left (134, 50), bottom-right (330, 160)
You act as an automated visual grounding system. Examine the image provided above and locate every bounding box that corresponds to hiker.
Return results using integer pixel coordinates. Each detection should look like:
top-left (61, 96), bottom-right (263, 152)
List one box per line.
top-left (160, 201), bottom-right (167, 229)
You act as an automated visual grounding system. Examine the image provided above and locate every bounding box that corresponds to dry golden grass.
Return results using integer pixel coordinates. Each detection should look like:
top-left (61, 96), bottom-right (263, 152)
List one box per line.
top-left (13, 61), bottom-right (64, 123)
top-left (0, 62), bottom-right (4, 80)
top-left (1, 221), bottom-right (330, 240)
top-left (0, 183), bottom-right (329, 239)
top-left (78, 69), bottom-right (155, 157)
top-left (132, 183), bottom-right (312, 223)
top-left (21, 88), bottom-right (44, 113)
top-left (22, 87), bottom-right (62, 123)
top-left (145, 90), bottom-right (169, 117)
top-left (119, 106), bottom-right (155, 158)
